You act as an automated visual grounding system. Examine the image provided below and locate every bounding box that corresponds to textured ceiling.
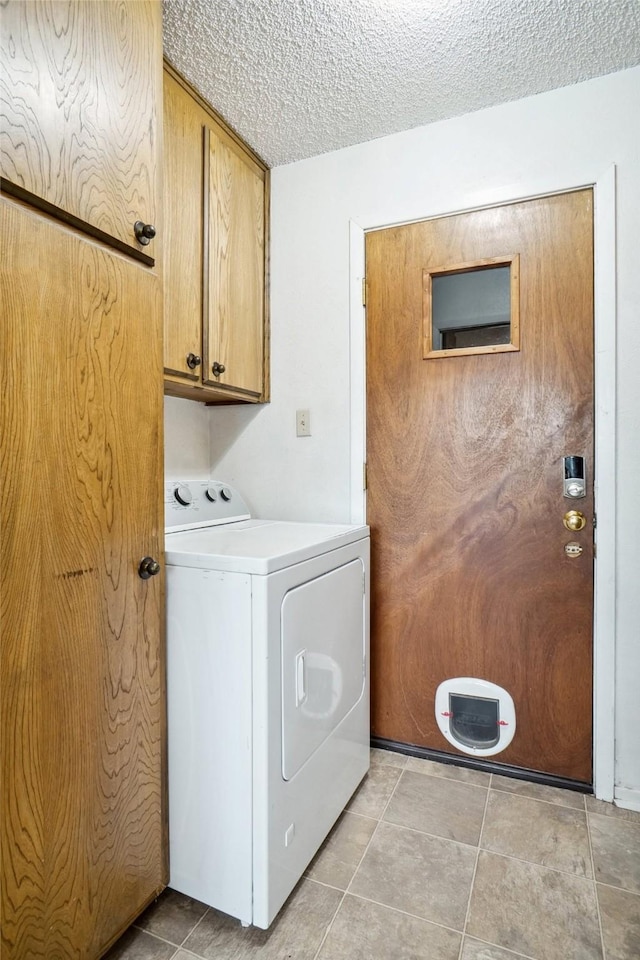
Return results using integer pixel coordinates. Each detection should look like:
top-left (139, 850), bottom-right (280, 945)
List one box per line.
top-left (163, 0), bottom-right (640, 167)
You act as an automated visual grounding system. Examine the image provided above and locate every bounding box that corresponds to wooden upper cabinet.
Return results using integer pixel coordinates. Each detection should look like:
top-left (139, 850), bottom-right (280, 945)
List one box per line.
top-left (204, 125), bottom-right (265, 398)
top-left (163, 64), bottom-right (269, 403)
top-left (163, 69), bottom-right (205, 380)
top-left (0, 0), bottom-right (161, 262)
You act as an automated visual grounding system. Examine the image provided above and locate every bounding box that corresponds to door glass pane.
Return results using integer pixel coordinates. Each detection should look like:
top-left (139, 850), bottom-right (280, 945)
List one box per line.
top-left (423, 256), bottom-right (520, 358)
top-left (432, 265), bottom-right (510, 351)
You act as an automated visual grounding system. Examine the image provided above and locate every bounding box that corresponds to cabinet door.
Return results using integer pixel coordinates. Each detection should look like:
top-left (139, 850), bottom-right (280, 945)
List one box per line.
top-left (0, 0), bottom-right (161, 259)
top-left (163, 70), bottom-right (205, 384)
top-left (204, 124), bottom-right (265, 399)
top-left (0, 198), bottom-right (166, 959)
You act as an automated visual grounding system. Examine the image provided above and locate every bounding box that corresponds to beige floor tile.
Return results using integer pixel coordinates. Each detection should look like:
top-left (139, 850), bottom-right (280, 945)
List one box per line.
top-left (181, 879), bottom-right (342, 960)
top-left (134, 888), bottom-right (208, 944)
top-left (349, 820), bottom-right (476, 931)
top-left (491, 774), bottom-right (585, 810)
top-left (305, 812), bottom-right (377, 889)
top-left (346, 763), bottom-right (402, 818)
top-left (103, 927), bottom-right (177, 960)
top-left (586, 795), bottom-right (640, 823)
top-left (589, 813), bottom-right (640, 893)
top-left (317, 894), bottom-right (461, 959)
top-left (383, 770), bottom-right (487, 845)
top-left (481, 790), bottom-right (592, 877)
top-left (370, 747), bottom-right (408, 768)
top-left (405, 756), bottom-right (490, 787)
top-left (597, 884), bottom-right (640, 960)
top-left (466, 850), bottom-right (602, 960)
top-left (461, 939), bottom-right (530, 959)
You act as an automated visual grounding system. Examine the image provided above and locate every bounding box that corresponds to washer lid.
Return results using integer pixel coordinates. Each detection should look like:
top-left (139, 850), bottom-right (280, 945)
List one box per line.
top-left (165, 519), bottom-right (369, 574)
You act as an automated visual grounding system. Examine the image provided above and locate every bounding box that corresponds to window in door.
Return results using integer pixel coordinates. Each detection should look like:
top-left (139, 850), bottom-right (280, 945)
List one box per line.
top-left (423, 255), bottom-right (520, 358)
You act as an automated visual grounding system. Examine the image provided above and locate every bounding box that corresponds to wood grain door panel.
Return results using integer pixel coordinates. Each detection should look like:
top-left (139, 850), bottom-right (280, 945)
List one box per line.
top-left (163, 69), bottom-right (205, 382)
top-left (0, 0), bottom-right (161, 256)
top-left (366, 191), bottom-right (594, 782)
top-left (0, 197), bottom-right (166, 958)
top-left (204, 125), bottom-right (265, 398)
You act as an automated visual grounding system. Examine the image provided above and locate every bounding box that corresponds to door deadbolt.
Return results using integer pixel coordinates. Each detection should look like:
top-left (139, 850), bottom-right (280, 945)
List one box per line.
top-left (563, 456), bottom-right (586, 499)
top-left (563, 510), bottom-right (587, 532)
top-left (564, 541), bottom-right (583, 558)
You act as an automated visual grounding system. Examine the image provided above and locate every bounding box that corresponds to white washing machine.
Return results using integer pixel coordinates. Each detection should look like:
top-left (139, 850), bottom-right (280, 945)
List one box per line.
top-left (164, 480), bottom-right (370, 929)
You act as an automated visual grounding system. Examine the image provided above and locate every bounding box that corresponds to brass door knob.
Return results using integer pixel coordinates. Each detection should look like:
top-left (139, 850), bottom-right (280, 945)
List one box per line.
top-left (563, 510), bottom-right (586, 532)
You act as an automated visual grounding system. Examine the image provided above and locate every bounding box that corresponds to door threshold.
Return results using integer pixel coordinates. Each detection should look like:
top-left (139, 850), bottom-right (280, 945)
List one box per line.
top-left (371, 737), bottom-right (593, 795)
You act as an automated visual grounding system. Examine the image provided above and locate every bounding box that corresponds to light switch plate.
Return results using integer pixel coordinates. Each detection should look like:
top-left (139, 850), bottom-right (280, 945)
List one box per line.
top-left (296, 409), bottom-right (311, 437)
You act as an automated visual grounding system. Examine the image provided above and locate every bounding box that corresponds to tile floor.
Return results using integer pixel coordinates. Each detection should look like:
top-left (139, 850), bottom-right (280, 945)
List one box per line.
top-left (106, 749), bottom-right (640, 960)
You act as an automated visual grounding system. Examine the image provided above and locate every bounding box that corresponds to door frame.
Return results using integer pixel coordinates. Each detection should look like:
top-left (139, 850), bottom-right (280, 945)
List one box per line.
top-left (349, 166), bottom-right (617, 801)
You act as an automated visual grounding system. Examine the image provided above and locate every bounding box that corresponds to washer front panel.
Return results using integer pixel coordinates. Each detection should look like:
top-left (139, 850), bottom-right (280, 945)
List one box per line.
top-left (281, 558), bottom-right (366, 781)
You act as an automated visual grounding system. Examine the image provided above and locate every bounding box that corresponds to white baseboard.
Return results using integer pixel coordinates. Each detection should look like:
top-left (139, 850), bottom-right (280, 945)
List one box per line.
top-left (614, 786), bottom-right (640, 813)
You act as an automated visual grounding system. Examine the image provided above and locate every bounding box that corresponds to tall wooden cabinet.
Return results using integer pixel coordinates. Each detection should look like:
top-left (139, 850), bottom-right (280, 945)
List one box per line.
top-left (1, 3), bottom-right (166, 957)
top-left (163, 64), bottom-right (269, 403)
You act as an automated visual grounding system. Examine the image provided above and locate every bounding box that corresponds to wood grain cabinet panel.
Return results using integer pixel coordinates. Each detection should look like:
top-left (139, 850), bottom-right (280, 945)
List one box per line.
top-left (0, 197), bottom-right (166, 958)
top-left (1, 1), bottom-right (166, 955)
top-left (204, 124), bottom-right (265, 398)
top-left (163, 64), bottom-right (269, 404)
top-left (0, 0), bottom-right (161, 260)
top-left (163, 70), bottom-right (204, 381)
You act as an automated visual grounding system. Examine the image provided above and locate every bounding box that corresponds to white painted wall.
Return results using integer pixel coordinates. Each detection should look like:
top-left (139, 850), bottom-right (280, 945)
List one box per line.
top-left (165, 66), bottom-right (640, 802)
top-left (164, 396), bottom-right (210, 480)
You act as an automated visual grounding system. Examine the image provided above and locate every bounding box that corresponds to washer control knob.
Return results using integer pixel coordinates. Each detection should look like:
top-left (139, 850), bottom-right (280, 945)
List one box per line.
top-left (174, 484), bottom-right (192, 506)
top-left (205, 487), bottom-right (218, 502)
top-left (220, 487), bottom-right (233, 502)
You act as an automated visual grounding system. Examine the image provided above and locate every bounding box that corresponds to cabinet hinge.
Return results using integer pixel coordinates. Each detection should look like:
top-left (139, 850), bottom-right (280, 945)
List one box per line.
top-left (363, 462), bottom-right (368, 490)
top-left (362, 277), bottom-right (367, 307)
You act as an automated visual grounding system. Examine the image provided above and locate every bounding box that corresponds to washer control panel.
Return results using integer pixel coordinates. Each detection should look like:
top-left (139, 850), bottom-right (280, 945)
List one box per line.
top-left (165, 480), bottom-right (251, 533)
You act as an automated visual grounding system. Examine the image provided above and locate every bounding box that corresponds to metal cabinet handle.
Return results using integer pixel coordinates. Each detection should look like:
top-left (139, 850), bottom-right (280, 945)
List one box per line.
top-left (134, 221), bottom-right (156, 246)
top-left (212, 361), bottom-right (226, 376)
top-left (186, 352), bottom-right (202, 370)
top-left (138, 556), bottom-right (161, 579)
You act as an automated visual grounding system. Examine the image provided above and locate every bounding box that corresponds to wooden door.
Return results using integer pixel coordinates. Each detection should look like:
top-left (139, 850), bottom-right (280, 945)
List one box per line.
top-left (163, 68), bottom-right (205, 384)
top-left (204, 123), bottom-right (265, 399)
top-left (0, 0), bottom-right (161, 259)
top-left (366, 191), bottom-right (594, 782)
top-left (0, 197), bottom-right (166, 958)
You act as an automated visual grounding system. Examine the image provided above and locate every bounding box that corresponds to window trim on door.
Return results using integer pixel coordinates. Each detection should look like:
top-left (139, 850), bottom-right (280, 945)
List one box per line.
top-left (349, 165), bottom-right (617, 804)
top-left (423, 254), bottom-right (520, 359)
